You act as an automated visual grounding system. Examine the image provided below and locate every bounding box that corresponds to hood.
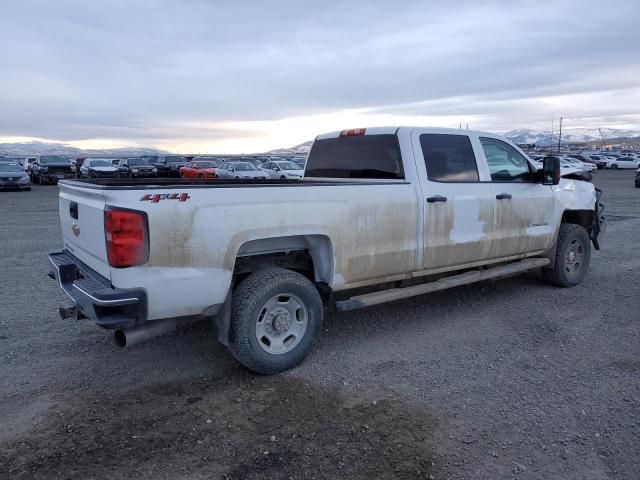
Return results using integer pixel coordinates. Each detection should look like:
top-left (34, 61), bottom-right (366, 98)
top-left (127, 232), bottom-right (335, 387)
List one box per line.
top-left (41, 163), bottom-right (72, 168)
top-left (89, 166), bottom-right (118, 172)
top-left (0, 173), bottom-right (28, 180)
top-left (237, 171), bottom-right (269, 178)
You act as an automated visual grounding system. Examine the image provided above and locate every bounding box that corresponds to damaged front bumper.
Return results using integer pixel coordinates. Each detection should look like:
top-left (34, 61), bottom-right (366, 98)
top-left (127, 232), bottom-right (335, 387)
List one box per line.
top-left (48, 250), bottom-right (147, 329)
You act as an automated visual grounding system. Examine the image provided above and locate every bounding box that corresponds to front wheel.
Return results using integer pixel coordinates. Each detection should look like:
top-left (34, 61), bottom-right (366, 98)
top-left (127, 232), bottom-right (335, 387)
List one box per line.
top-left (611, 164), bottom-right (619, 169)
top-left (542, 224), bottom-right (591, 287)
top-left (229, 268), bottom-right (323, 374)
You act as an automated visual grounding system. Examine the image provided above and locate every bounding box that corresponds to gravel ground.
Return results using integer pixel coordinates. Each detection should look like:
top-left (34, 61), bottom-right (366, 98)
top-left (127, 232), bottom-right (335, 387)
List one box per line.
top-left (1, 170), bottom-right (639, 479)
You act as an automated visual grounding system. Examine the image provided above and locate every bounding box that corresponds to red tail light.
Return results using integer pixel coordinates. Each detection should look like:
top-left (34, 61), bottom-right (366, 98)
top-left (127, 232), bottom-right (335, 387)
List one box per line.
top-left (339, 128), bottom-right (366, 137)
top-left (104, 207), bottom-right (149, 268)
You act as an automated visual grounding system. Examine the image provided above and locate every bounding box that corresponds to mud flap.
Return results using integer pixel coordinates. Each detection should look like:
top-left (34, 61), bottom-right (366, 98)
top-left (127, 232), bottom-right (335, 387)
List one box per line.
top-left (212, 291), bottom-right (232, 346)
top-left (590, 188), bottom-right (606, 250)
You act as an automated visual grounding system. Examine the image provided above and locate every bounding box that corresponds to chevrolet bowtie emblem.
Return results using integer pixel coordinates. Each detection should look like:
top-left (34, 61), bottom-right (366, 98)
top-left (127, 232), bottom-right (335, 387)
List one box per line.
top-left (71, 222), bottom-right (80, 237)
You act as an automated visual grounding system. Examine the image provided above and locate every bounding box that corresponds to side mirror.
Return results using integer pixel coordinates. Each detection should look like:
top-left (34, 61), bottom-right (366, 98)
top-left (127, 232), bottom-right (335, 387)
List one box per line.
top-left (542, 156), bottom-right (560, 185)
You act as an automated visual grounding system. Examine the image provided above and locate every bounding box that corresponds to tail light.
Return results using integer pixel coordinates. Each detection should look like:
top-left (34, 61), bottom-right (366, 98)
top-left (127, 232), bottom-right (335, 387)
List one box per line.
top-left (104, 207), bottom-right (149, 268)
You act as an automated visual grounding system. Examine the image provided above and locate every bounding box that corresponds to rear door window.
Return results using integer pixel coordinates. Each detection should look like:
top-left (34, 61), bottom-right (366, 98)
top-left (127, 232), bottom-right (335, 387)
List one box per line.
top-left (420, 134), bottom-right (479, 182)
top-left (305, 134), bottom-right (404, 179)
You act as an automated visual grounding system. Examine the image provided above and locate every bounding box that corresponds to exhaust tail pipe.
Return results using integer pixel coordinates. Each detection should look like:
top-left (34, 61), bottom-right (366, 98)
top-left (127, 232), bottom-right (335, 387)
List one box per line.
top-left (114, 317), bottom-right (197, 348)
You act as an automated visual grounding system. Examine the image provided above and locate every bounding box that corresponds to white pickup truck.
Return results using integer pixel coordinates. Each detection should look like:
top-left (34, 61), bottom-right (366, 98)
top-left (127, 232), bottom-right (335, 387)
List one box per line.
top-left (49, 127), bottom-right (605, 374)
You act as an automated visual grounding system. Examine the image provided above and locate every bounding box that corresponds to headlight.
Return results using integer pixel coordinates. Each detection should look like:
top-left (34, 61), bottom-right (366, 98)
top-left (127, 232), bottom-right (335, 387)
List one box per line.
top-left (152, 167), bottom-right (157, 173)
top-left (41, 166), bottom-right (48, 172)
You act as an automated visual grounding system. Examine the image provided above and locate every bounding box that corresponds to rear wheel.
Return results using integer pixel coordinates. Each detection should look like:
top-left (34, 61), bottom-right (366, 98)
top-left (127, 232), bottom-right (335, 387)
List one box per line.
top-left (611, 164), bottom-right (619, 169)
top-left (229, 268), bottom-right (323, 374)
top-left (543, 224), bottom-right (591, 287)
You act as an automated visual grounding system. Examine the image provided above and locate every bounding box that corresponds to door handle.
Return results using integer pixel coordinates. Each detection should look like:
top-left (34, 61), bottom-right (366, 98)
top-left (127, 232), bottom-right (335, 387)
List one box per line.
top-left (426, 195), bottom-right (447, 203)
top-left (496, 193), bottom-right (512, 200)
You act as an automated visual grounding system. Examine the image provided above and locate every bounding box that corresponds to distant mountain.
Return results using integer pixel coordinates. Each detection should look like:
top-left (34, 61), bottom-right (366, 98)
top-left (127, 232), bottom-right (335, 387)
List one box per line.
top-left (504, 128), bottom-right (640, 146)
top-left (0, 141), bottom-right (168, 157)
top-left (267, 140), bottom-right (313, 156)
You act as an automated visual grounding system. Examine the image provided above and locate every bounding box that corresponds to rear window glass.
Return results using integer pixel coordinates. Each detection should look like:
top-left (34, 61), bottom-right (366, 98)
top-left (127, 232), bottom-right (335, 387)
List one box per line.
top-left (305, 134), bottom-right (404, 179)
top-left (420, 134), bottom-right (479, 182)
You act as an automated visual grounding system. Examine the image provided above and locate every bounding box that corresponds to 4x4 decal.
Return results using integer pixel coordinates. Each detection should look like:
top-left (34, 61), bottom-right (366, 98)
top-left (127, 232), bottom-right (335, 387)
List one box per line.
top-left (140, 193), bottom-right (190, 203)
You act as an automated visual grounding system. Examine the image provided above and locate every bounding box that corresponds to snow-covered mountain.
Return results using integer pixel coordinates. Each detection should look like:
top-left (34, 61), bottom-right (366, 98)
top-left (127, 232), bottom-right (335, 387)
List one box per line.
top-left (267, 141), bottom-right (313, 156)
top-left (504, 128), bottom-right (640, 146)
top-left (0, 141), bottom-right (167, 157)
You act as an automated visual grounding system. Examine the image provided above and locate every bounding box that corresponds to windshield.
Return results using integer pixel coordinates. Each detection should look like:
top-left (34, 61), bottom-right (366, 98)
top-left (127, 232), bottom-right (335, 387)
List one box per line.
top-left (128, 159), bottom-right (149, 166)
top-left (0, 163), bottom-right (24, 173)
top-left (230, 162), bottom-right (256, 171)
top-left (195, 161), bottom-right (220, 168)
top-left (40, 155), bottom-right (67, 164)
top-left (88, 160), bottom-right (113, 167)
top-left (165, 156), bottom-right (185, 163)
top-left (276, 161), bottom-right (302, 170)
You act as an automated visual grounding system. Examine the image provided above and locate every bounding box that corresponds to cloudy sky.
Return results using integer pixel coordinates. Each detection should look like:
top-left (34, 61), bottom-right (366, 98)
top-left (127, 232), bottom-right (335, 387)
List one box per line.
top-left (1, 0), bottom-right (639, 153)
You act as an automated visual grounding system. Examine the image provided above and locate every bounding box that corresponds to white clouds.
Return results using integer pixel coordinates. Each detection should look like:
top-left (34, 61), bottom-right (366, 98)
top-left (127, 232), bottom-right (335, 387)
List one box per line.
top-left (0, 0), bottom-right (639, 151)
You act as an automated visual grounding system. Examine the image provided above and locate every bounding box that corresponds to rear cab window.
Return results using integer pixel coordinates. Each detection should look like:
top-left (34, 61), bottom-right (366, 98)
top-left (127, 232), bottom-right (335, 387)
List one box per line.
top-left (305, 134), bottom-right (404, 179)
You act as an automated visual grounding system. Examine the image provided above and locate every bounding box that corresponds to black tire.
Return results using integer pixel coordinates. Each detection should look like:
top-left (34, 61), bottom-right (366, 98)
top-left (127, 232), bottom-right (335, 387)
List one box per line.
top-left (635, 181), bottom-right (640, 188)
top-left (542, 224), bottom-right (591, 287)
top-left (229, 268), bottom-right (323, 375)
top-left (611, 164), bottom-right (619, 169)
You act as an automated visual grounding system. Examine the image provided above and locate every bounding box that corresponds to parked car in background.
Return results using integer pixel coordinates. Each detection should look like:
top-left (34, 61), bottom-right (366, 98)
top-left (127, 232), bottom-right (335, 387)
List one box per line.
top-left (562, 156), bottom-right (596, 172)
top-left (218, 161), bottom-right (270, 179)
top-left (290, 156), bottom-right (307, 168)
top-left (585, 155), bottom-right (608, 169)
top-left (261, 160), bottom-right (305, 179)
top-left (31, 155), bottom-right (74, 184)
top-left (237, 156), bottom-right (265, 170)
top-left (569, 154), bottom-right (602, 169)
top-left (155, 155), bottom-right (188, 177)
top-left (22, 157), bottom-right (37, 174)
top-left (117, 158), bottom-right (157, 178)
top-left (180, 159), bottom-right (223, 178)
top-left (635, 168), bottom-right (640, 188)
top-left (0, 161), bottom-right (31, 190)
top-left (80, 158), bottom-right (120, 179)
top-left (605, 156), bottom-right (640, 169)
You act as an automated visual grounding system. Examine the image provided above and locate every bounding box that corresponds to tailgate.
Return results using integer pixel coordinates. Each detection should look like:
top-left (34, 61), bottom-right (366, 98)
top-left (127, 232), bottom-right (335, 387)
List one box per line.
top-left (58, 182), bottom-right (111, 280)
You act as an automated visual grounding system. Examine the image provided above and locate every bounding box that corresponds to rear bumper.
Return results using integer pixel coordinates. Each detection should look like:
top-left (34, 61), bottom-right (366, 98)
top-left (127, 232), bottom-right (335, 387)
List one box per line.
top-left (48, 250), bottom-right (147, 329)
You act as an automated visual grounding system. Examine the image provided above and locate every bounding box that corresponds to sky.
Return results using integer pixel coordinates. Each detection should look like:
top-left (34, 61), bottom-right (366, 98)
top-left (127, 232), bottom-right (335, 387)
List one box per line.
top-left (1, 0), bottom-right (639, 153)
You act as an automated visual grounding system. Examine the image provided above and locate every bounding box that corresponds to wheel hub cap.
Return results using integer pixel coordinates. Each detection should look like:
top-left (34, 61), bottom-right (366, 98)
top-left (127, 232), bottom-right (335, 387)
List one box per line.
top-left (255, 293), bottom-right (308, 355)
top-left (565, 240), bottom-right (584, 275)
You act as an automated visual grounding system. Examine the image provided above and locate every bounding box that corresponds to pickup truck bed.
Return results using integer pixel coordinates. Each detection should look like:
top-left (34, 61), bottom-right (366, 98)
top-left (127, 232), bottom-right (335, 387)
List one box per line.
top-left (49, 126), bottom-right (604, 374)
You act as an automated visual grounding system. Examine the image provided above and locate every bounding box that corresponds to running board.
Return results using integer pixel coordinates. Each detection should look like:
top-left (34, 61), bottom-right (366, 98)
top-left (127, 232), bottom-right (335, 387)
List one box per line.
top-left (335, 258), bottom-right (550, 312)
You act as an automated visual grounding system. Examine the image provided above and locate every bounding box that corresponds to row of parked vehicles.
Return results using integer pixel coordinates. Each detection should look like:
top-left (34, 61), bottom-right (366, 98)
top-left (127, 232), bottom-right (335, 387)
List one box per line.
top-left (2, 153), bottom-right (308, 186)
top-left (530, 151), bottom-right (640, 171)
